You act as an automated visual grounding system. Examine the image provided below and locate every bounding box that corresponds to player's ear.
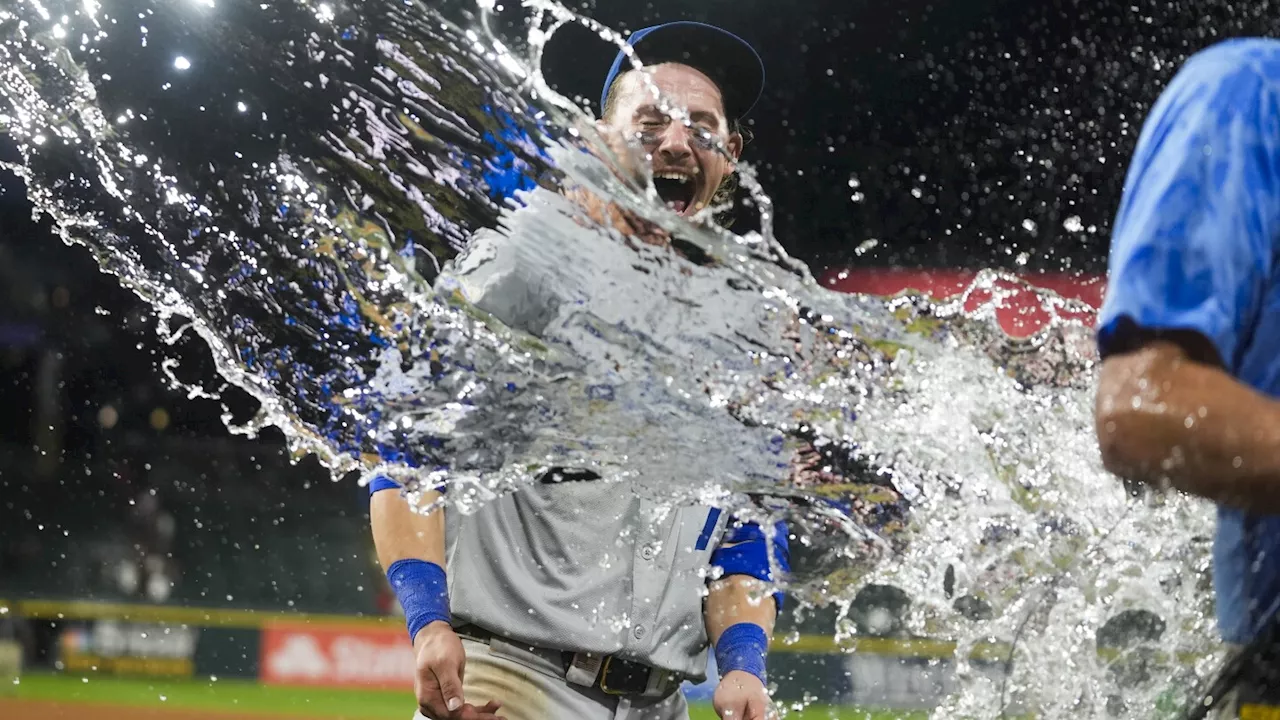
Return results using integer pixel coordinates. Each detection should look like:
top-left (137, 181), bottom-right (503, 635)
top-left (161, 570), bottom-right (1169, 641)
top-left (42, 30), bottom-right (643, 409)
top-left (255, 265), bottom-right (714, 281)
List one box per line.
top-left (726, 130), bottom-right (743, 163)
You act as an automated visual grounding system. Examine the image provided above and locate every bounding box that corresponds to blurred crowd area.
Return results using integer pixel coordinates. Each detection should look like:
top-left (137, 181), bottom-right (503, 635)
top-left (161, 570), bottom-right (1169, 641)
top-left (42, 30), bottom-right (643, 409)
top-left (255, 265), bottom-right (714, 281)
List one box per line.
top-left (0, 437), bottom-right (386, 616)
top-left (0, 163), bottom-right (393, 618)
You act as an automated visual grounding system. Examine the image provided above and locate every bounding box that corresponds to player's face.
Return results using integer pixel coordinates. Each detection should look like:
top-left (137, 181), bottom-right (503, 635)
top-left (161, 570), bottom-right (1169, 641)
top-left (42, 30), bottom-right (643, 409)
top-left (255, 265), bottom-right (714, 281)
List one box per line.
top-left (605, 63), bottom-right (743, 218)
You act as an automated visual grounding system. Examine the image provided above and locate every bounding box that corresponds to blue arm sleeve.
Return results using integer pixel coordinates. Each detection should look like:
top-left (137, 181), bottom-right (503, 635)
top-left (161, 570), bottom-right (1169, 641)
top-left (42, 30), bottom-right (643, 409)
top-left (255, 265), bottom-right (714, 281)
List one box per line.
top-left (369, 476), bottom-right (401, 495)
top-left (368, 475), bottom-right (450, 496)
top-left (1098, 41), bottom-right (1280, 368)
top-left (709, 519), bottom-right (791, 611)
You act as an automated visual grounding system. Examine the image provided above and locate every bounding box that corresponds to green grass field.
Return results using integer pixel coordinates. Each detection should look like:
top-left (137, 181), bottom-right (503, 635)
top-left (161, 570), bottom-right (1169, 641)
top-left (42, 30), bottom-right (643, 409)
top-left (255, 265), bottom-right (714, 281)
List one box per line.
top-left (2, 672), bottom-right (921, 719)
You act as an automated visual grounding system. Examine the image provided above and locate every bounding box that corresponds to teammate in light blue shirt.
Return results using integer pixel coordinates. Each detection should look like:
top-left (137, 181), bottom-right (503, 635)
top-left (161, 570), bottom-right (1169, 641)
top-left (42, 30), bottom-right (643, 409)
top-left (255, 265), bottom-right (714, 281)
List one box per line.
top-left (1095, 37), bottom-right (1280, 713)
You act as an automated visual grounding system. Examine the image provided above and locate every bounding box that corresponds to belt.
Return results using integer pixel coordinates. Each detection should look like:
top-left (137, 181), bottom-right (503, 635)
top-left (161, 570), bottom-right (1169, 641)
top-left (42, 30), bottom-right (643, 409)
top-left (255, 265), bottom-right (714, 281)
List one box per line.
top-left (455, 624), bottom-right (675, 697)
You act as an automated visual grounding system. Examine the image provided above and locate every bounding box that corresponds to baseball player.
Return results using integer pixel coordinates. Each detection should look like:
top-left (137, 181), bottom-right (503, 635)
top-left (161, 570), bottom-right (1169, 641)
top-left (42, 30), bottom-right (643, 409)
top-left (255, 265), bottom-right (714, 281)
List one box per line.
top-left (1094, 38), bottom-right (1280, 717)
top-left (369, 22), bottom-right (790, 720)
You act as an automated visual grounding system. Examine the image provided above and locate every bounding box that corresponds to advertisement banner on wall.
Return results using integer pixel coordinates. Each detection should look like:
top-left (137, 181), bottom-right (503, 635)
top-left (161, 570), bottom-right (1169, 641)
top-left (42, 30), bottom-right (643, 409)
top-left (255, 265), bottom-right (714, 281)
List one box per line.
top-left (819, 268), bottom-right (1104, 338)
top-left (260, 622), bottom-right (413, 690)
top-left (58, 620), bottom-right (199, 677)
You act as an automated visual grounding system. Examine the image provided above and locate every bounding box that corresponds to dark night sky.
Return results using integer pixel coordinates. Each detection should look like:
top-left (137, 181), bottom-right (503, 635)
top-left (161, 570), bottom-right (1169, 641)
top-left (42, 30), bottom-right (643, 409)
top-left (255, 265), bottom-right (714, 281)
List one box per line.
top-left (2, 0), bottom-right (1277, 444)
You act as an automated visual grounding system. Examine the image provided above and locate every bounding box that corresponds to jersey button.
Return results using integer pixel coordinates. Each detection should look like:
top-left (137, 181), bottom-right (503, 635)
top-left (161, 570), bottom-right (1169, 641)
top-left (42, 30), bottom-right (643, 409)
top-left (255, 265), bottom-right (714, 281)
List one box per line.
top-left (640, 545), bottom-right (655, 561)
top-left (633, 625), bottom-right (647, 639)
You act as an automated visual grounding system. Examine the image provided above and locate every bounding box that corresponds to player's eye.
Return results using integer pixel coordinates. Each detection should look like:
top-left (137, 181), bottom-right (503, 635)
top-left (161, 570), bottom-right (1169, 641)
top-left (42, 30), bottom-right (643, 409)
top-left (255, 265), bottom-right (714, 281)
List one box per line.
top-left (690, 127), bottom-right (718, 151)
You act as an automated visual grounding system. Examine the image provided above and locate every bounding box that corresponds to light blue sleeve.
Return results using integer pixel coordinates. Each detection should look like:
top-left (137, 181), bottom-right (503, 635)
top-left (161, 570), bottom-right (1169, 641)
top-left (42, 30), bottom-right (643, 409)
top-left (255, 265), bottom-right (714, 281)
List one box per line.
top-left (1098, 42), bottom-right (1280, 370)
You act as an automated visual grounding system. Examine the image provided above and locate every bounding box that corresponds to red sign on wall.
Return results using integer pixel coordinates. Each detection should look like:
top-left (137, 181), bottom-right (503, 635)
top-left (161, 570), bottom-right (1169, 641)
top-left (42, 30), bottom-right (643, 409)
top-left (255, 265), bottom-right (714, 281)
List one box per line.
top-left (260, 622), bottom-right (413, 690)
top-left (819, 268), bottom-right (1105, 338)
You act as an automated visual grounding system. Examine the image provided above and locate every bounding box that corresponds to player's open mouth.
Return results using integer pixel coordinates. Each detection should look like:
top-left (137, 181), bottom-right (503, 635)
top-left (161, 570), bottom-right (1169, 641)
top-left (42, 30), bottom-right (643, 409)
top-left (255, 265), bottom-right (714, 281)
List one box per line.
top-left (653, 170), bottom-right (699, 215)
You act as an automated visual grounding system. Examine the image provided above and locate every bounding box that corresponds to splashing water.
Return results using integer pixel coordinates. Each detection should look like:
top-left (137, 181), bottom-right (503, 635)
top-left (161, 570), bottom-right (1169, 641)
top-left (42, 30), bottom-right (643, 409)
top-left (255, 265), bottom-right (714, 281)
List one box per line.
top-left (0, 0), bottom-right (1222, 716)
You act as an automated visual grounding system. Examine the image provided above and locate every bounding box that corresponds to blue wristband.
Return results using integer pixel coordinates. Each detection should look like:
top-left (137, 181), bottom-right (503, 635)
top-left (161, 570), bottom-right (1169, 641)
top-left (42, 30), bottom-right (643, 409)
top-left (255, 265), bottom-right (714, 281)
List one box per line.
top-left (714, 622), bottom-right (768, 685)
top-left (386, 559), bottom-right (450, 642)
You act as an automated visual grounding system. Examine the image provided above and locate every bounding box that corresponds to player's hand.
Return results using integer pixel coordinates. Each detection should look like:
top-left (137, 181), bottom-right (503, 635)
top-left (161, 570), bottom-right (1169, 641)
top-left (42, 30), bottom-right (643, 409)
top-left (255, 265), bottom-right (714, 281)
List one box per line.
top-left (712, 670), bottom-right (776, 720)
top-left (412, 621), bottom-right (504, 720)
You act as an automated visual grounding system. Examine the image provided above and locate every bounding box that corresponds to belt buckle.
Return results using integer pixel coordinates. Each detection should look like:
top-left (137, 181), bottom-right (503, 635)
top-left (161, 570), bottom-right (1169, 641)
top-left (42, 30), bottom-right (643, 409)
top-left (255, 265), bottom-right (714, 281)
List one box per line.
top-left (599, 656), bottom-right (627, 696)
top-left (598, 656), bottom-right (656, 696)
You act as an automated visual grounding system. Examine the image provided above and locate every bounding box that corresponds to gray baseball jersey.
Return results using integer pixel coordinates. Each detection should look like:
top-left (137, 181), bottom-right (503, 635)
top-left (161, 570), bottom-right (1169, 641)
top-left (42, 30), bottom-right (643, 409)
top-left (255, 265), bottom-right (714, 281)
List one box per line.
top-left (445, 479), bottom-right (728, 680)
top-left (434, 186), bottom-right (749, 681)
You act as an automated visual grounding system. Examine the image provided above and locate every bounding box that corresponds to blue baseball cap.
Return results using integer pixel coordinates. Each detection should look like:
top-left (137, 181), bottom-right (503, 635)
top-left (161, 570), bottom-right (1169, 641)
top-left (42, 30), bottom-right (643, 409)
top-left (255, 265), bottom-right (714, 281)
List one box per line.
top-left (599, 21), bottom-right (765, 121)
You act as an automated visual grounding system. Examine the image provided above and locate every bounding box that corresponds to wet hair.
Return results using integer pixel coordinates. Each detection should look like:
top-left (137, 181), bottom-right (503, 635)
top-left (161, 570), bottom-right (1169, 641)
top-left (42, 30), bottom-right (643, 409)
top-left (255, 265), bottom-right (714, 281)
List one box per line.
top-left (602, 68), bottom-right (750, 220)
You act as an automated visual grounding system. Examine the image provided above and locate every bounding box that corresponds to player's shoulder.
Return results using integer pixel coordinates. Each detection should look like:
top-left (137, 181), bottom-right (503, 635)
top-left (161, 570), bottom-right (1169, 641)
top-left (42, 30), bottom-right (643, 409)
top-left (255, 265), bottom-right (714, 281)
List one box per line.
top-left (445, 186), bottom-right (558, 273)
top-left (1131, 38), bottom-right (1280, 174)
top-left (1167, 38), bottom-right (1280, 109)
top-left (1184, 37), bottom-right (1280, 75)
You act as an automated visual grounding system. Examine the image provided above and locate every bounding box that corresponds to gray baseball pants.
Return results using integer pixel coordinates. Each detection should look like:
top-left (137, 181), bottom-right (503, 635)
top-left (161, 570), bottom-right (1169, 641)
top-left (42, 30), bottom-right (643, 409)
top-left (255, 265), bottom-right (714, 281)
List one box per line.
top-left (413, 638), bottom-right (690, 720)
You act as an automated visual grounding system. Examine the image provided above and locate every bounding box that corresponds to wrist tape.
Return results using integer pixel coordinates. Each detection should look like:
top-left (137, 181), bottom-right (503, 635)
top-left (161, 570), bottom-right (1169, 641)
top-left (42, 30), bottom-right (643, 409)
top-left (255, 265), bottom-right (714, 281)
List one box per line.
top-left (386, 559), bottom-right (450, 642)
top-left (715, 622), bottom-right (768, 685)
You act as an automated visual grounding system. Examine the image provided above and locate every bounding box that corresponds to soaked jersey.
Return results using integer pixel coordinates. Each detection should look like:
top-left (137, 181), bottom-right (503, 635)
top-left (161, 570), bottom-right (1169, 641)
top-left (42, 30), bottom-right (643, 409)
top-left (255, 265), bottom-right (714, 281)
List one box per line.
top-left (377, 184), bottom-right (788, 680)
top-left (1098, 38), bottom-right (1280, 644)
top-left (445, 476), bottom-right (732, 679)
